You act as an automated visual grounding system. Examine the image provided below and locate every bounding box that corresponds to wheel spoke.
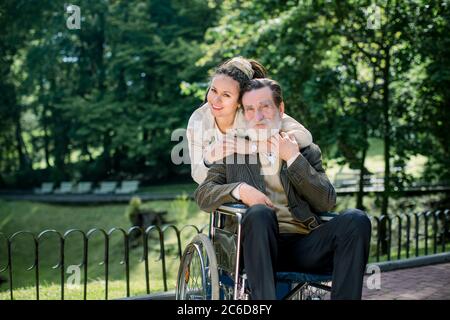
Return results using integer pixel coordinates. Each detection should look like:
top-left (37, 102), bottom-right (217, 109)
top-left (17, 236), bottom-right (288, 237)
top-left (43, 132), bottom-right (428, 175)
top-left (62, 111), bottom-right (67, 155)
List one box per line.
top-left (176, 234), bottom-right (219, 300)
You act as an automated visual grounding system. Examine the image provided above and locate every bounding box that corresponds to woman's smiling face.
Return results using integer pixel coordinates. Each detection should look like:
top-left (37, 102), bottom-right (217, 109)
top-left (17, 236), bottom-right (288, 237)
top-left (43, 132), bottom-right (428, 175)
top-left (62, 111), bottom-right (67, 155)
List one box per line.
top-left (207, 74), bottom-right (240, 119)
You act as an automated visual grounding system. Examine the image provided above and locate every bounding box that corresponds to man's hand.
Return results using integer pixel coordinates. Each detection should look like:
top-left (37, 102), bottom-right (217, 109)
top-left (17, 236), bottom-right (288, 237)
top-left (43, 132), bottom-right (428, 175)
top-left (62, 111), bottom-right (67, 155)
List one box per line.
top-left (239, 183), bottom-right (274, 208)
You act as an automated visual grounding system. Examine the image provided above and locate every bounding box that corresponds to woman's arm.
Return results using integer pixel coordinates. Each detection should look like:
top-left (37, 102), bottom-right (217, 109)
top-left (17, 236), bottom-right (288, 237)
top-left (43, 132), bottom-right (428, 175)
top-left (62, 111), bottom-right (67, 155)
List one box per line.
top-left (187, 105), bottom-right (241, 184)
top-left (187, 108), bottom-right (210, 184)
top-left (281, 113), bottom-right (313, 149)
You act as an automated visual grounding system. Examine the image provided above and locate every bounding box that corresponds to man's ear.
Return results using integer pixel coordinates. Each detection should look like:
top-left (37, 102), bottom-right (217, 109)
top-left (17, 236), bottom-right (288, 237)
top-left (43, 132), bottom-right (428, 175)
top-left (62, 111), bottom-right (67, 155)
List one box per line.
top-left (279, 101), bottom-right (285, 116)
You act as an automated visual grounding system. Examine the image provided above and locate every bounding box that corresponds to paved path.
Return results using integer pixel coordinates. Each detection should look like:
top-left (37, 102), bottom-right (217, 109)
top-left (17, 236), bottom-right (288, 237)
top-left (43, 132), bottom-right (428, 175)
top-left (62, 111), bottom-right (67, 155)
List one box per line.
top-left (123, 263), bottom-right (450, 300)
top-left (362, 262), bottom-right (450, 300)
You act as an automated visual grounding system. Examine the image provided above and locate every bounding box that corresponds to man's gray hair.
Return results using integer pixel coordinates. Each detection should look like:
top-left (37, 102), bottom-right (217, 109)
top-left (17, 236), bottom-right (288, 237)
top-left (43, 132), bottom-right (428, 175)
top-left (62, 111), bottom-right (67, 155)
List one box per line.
top-left (242, 78), bottom-right (284, 108)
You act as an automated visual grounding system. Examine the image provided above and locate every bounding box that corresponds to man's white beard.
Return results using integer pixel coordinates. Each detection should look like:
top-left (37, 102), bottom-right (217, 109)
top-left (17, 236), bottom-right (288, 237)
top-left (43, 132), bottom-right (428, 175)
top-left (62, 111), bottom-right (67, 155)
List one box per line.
top-left (246, 115), bottom-right (282, 142)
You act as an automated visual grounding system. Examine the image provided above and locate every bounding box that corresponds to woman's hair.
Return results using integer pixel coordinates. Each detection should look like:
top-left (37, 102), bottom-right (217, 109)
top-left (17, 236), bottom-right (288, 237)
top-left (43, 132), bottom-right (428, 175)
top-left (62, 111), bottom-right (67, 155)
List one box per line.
top-left (204, 57), bottom-right (267, 103)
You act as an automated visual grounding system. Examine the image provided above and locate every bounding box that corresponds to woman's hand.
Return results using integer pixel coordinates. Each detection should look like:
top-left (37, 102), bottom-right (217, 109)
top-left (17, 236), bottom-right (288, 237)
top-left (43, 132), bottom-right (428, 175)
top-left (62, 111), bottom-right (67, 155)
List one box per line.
top-left (258, 133), bottom-right (299, 161)
top-left (204, 139), bottom-right (236, 164)
top-left (205, 136), bottom-right (255, 164)
top-left (277, 132), bottom-right (299, 161)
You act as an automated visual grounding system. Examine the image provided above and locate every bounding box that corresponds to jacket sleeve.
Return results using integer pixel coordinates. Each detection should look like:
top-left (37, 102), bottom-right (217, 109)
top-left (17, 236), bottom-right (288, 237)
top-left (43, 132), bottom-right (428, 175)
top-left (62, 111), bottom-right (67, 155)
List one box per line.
top-left (281, 113), bottom-right (313, 149)
top-left (287, 144), bottom-right (336, 212)
top-left (194, 162), bottom-right (242, 213)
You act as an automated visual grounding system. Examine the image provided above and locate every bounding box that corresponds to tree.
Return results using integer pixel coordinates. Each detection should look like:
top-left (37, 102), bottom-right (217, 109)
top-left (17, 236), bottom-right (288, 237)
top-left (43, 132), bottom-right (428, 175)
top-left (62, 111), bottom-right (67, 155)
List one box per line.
top-left (0, 0), bottom-right (219, 186)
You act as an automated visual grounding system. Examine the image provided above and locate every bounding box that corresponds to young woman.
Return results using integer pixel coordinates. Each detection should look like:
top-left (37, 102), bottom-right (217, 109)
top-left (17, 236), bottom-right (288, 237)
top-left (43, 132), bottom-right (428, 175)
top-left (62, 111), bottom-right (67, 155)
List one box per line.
top-left (187, 56), bottom-right (313, 184)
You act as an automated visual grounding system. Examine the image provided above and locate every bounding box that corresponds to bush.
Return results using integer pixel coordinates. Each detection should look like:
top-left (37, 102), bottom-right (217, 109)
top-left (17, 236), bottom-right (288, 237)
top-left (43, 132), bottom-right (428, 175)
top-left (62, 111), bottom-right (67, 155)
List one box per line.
top-left (125, 196), bottom-right (168, 246)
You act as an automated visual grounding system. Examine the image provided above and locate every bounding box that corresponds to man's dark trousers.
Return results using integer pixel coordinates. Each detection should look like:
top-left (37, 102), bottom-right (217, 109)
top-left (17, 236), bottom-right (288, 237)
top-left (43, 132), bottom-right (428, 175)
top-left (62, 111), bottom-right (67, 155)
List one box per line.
top-left (241, 204), bottom-right (372, 300)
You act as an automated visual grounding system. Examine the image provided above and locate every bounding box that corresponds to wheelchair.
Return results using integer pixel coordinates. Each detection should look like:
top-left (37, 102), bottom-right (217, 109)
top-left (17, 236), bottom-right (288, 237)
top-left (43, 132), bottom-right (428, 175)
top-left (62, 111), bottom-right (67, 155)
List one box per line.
top-left (176, 203), bottom-right (335, 300)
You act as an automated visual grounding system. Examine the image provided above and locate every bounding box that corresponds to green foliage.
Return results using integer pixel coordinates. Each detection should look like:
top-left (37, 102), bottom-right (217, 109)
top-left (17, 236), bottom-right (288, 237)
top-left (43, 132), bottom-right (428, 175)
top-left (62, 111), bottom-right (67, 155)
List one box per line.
top-left (0, 0), bottom-right (216, 186)
top-left (170, 192), bottom-right (195, 222)
top-left (125, 196), bottom-right (142, 221)
top-left (0, 0), bottom-right (448, 196)
top-left (190, 0), bottom-right (450, 212)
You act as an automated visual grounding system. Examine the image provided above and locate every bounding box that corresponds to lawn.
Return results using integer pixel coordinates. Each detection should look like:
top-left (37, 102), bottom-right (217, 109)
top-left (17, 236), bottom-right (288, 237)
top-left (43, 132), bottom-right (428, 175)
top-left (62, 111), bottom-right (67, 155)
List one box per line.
top-left (1, 193), bottom-right (447, 300)
top-left (324, 138), bottom-right (428, 181)
top-left (0, 198), bottom-right (209, 300)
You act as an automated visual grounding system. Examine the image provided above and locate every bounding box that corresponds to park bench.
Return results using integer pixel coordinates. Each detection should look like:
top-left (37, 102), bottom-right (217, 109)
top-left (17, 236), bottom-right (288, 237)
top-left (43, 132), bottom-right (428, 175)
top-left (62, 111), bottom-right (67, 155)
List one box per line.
top-left (34, 182), bottom-right (54, 194)
top-left (72, 181), bottom-right (93, 194)
top-left (54, 182), bottom-right (73, 194)
top-left (93, 181), bottom-right (118, 194)
top-left (115, 180), bottom-right (140, 194)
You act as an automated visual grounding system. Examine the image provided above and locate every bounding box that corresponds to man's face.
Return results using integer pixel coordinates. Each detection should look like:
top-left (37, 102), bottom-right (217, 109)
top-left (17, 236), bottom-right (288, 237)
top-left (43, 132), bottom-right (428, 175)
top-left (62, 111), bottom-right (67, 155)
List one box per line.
top-left (242, 87), bottom-right (284, 141)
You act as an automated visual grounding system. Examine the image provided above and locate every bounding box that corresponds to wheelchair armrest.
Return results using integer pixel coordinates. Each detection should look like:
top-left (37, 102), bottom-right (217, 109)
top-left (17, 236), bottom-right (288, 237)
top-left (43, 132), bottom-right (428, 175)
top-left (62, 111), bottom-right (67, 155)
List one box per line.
top-left (216, 204), bottom-right (339, 222)
top-left (318, 211), bottom-right (339, 222)
top-left (215, 203), bottom-right (248, 216)
top-left (216, 206), bottom-right (340, 220)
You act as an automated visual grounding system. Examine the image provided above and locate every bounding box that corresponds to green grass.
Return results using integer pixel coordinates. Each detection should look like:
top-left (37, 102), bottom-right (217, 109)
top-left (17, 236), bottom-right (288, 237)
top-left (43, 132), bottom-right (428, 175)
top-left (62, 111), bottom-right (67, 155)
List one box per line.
top-left (334, 192), bottom-right (447, 217)
top-left (325, 138), bottom-right (428, 181)
top-left (0, 199), bottom-right (209, 300)
top-left (0, 280), bottom-right (166, 301)
top-left (1, 195), bottom-right (448, 300)
top-left (368, 244), bottom-right (449, 264)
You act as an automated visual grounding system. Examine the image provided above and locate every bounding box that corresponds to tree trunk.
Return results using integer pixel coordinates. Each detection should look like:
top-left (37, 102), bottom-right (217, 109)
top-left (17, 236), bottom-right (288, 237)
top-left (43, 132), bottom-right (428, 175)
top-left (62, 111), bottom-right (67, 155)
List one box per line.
top-left (42, 105), bottom-right (51, 168)
top-left (356, 146), bottom-right (367, 210)
top-left (380, 47), bottom-right (391, 255)
top-left (96, 11), bottom-right (106, 98)
top-left (14, 107), bottom-right (30, 171)
top-left (381, 48), bottom-right (391, 217)
top-left (357, 92), bottom-right (371, 211)
top-left (102, 132), bottom-right (112, 176)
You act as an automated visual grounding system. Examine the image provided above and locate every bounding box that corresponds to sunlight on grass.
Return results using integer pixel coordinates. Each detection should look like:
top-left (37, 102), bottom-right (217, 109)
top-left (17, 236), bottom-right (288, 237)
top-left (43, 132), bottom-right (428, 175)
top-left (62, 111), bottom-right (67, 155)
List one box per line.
top-left (0, 198), bottom-right (208, 300)
top-left (325, 138), bottom-right (428, 181)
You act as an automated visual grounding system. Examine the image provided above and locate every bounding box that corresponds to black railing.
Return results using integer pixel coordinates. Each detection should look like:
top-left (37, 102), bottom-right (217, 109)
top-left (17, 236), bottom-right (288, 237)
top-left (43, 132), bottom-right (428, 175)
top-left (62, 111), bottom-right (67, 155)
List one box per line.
top-left (372, 209), bottom-right (450, 262)
top-left (0, 209), bottom-right (449, 300)
top-left (0, 224), bottom-right (207, 300)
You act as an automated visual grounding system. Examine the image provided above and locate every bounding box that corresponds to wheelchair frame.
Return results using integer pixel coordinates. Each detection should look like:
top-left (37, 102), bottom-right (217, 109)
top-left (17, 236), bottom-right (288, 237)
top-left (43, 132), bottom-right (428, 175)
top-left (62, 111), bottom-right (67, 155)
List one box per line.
top-left (176, 203), bottom-right (333, 300)
top-left (210, 203), bottom-right (247, 299)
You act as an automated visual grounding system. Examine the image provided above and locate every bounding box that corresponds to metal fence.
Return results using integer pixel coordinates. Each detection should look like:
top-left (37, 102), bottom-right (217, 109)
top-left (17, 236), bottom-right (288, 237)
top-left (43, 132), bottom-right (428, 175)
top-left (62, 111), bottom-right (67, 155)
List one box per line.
top-left (0, 209), bottom-right (449, 300)
top-left (0, 224), bottom-right (207, 300)
top-left (372, 209), bottom-right (450, 261)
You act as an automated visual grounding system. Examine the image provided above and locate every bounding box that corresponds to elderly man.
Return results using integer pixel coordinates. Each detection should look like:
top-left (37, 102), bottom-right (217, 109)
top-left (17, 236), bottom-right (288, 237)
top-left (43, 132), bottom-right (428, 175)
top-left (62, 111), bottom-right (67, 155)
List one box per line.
top-left (194, 78), bottom-right (371, 300)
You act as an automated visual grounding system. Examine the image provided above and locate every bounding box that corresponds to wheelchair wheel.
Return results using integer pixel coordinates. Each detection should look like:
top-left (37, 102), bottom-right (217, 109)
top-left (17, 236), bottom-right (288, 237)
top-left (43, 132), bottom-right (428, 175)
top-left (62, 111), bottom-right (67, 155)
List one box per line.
top-left (176, 233), bottom-right (219, 300)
